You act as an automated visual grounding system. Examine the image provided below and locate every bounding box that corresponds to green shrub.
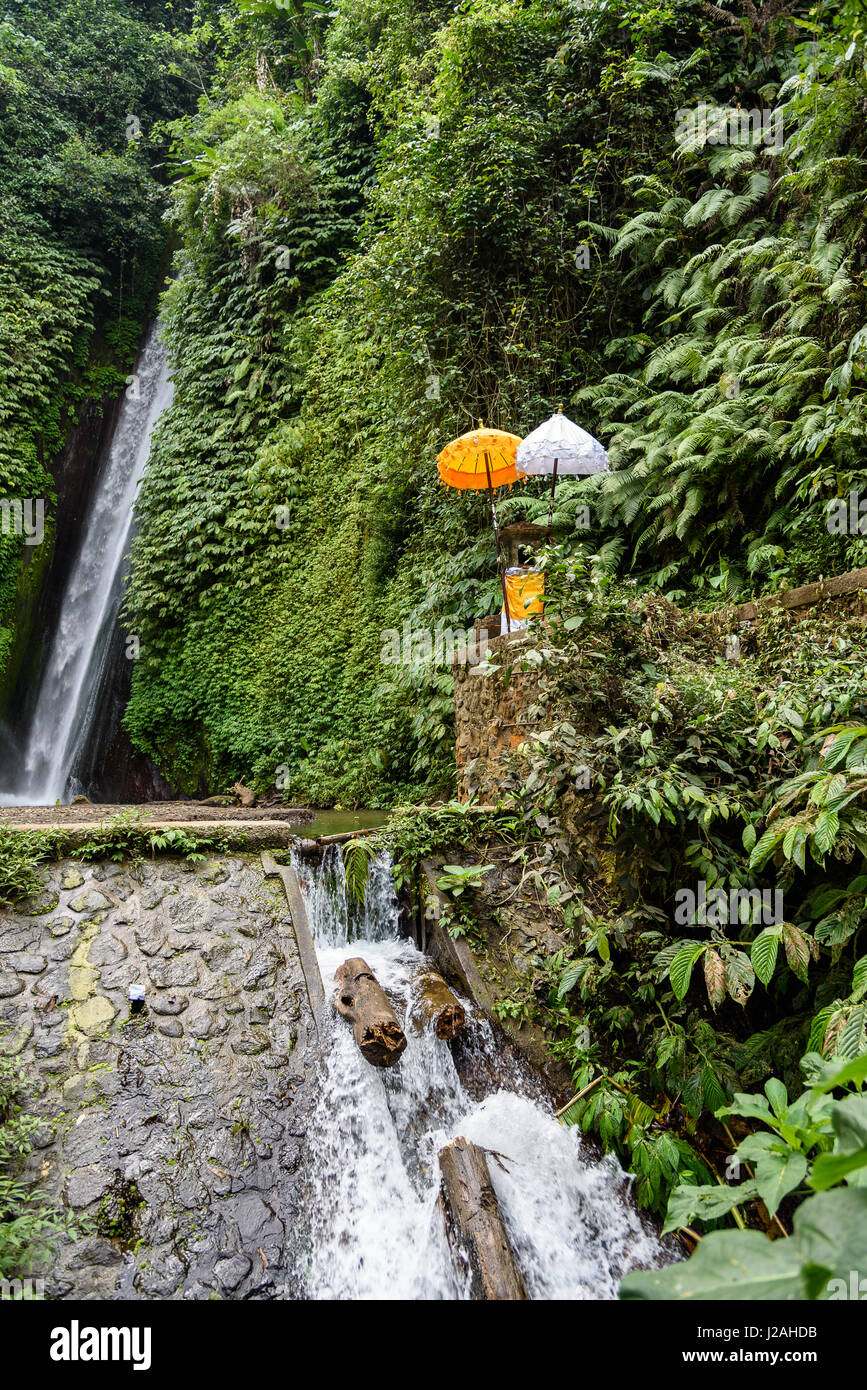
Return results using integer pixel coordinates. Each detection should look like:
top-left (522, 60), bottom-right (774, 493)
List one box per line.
top-left (0, 1057), bottom-right (77, 1279)
top-left (0, 826), bottom-right (50, 907)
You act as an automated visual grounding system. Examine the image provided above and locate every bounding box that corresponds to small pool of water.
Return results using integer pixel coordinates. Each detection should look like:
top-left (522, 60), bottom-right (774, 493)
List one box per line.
top-left (300, 808), bottom-right (389, 838)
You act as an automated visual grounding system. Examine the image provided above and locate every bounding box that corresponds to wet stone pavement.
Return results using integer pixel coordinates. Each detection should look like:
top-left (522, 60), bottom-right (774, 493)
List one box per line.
top-left (0, 855), bottom-right (317, 1299)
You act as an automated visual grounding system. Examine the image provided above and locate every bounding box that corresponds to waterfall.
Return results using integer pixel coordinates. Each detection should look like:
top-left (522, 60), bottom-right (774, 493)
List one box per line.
top-left (0, 324), bottom-right (172, 806)
top-left (293, 846), bottom-right (668, 1300)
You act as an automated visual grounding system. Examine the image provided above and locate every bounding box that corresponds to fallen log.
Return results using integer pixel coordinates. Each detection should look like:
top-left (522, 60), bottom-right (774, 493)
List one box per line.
top-left (333, 957), bottom-right (407, 1067)
top-left (412, 967), bottom-right (466, 1040)
top-left (438, 1137), bottom-right (526, 1300)
top-left (317, 827), bottom-right (383, 845)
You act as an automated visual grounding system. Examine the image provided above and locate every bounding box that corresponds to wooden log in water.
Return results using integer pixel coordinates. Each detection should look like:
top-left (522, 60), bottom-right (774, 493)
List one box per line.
top-left (437, 1136), bottom-right (526, 1300)
top-left (412, 967), bottom-right (466, 1039)
top-left (333, 957), bottom-right (407, 1067)
top-left (317, 827), bottom-right (382, 845)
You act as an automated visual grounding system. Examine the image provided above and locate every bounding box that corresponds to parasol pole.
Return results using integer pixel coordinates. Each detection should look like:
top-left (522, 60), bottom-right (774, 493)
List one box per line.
top-left (545, 403), bottom-right (565, 543)
top-left (484, 450), bottom-right (511, 633)
top-left (546, 457), bottom-right (559, 542)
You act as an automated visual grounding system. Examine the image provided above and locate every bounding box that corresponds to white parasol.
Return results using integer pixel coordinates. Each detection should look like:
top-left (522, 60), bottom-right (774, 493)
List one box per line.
top-left (516, 406), bottom-right (609, 537)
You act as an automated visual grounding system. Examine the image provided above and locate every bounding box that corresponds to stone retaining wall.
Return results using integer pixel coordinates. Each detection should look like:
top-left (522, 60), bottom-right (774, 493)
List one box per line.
top-left (453, 630), bottom-right (541, 799)
top-left (0, 855), bottom-right (316, 1299)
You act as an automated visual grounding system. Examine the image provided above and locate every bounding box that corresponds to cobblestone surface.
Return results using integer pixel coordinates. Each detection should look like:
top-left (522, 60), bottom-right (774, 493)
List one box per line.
top-left (0, 855), bottom-right (317, 1300)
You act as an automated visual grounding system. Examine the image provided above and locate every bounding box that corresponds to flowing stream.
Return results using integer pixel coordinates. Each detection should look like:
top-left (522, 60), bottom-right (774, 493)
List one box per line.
top-left (294, 846), bottom-right (667, 1300)
top-left (1, 324), bottom-right (172, 806)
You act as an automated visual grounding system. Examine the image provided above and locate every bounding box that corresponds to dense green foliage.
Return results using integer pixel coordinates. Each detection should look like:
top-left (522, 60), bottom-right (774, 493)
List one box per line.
top-left (0, 0), bottom-right (204, 681)
top-left (9, 0), bottom-right (865, 801)
top-left (6, 0), bottom-right (867, 1298)
top-left (456, 550), bottom-right (867, 1247)
top-left (378, 553), bottom-right (867, 1288)
top-left (116, 0), bottom-right (867, 804)
top-left (586, 31), bottom-right (867, 597)
top-left (0, 814), bottom-right (228, 887)
top-left (622, 1053), bottom-right (867, 1298)
top-left (117, 0), bottom-right (716, 799)
top-left (0, 825), bottom-right (52, 906)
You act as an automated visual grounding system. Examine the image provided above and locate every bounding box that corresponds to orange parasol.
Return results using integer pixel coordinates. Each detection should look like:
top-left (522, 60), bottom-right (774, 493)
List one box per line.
top-left (436, 421), bottom-right (522, 632)
top-left (437, 423), bottom-right (522, 490)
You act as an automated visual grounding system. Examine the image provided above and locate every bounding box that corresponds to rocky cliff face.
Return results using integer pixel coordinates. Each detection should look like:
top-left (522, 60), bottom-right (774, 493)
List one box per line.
top-left (1, 382), bottom-right (173, 803)
top-left (1, 394), bottom-right (121, 731)
top-left (69, 619), bottom-right (177, 803)
top-left (0, 855), bottom-right (317, 1299)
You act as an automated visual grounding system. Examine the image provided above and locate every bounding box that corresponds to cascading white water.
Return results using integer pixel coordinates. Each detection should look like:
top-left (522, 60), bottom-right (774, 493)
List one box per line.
top-left (295, 845), bottom-right (668, 1300)
top-left (0, 324), bottom-right (173, 806)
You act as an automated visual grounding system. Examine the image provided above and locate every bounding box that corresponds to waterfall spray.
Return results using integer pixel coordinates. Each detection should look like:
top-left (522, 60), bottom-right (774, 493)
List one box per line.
top-left (292, 847), bottom-right (669, 1300)
top-left (0, 324), bottom-right (172, 806)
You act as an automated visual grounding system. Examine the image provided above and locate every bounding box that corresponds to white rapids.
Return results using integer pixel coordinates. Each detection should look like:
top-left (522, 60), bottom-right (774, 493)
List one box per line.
top-left (294, 845), bottom-right (667, 1300)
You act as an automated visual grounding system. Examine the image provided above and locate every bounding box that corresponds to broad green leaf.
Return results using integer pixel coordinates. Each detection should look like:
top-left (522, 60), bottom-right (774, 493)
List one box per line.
top-left (718, 1090), bottom-right (773, 1123)
top-left (794, 1188), bottom-right (867, 1286)
top-left (807, 1052), bottom-right (867, 1092)
top-left (830, 1093), bottom-right (867, 1153)
top-left (701, 1064), bottom-right (726, 1113)
top-left (754, 1149), bottom-right (807, 1216)
top-left (557, 962), bottom-right (584, 999)
top-left (670, 941), bottom-right (706, 1001)
top-left (751, 927), bottom-right (779, 986)
top-left (836, 1005), bottom-right (867, 1059)
top-left (749, 826), bottom-right (783, 871)
top-left (623, 1189), bottom-right (867, 1300)
top-left (735, 1131), bottom-right (787, 1163)
top-left (765, 1078), bottom-right (788, 1116)
top-left (662, 1180), bottom-right (759, 1235)
top-left (813, 809), bottom-right (839, 857)
top-left (809, 1147), bottom-right (867, 1190)
top-left (620, 1230), bottom-right (805, 1300)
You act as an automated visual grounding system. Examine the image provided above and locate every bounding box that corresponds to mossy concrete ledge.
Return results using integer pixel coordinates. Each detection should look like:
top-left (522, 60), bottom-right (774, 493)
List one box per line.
top-left (1, 819), bottom-right (305, 851)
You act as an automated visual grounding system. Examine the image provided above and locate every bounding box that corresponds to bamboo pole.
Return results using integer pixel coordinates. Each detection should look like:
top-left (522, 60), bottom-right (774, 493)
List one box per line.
top-left (555, 1073), bottom-right (603, 1117)
top-left (485, 450), bottom-right (511, 633)
top-left (546, 457), bottom-right (559, 541)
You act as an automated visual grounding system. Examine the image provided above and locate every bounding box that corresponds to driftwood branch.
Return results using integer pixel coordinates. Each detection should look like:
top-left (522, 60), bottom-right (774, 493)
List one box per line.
top-left (333, 957), bottom-right (407, 1067)
top-left (438, 1137), bottom-right (526, 1300)
top-left (231, 781), bottom-right (256, 807)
